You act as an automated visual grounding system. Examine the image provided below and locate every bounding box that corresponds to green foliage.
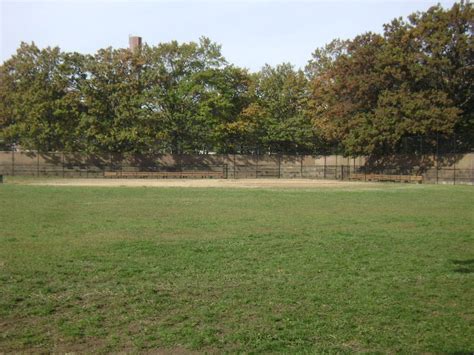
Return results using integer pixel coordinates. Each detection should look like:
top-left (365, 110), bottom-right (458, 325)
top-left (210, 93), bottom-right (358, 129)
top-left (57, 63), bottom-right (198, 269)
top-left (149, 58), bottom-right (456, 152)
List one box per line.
top-left (254, 64), bottom-right (316, 153)
top-left (0, 2), bottom-right (472, 155)
top-left (78, 47), bottom-right (149, 153)
top-left (217, 64), bottom-right (318, 154)
top-left (77, 38), bottom-right (241, 154)
top-left (210, 66), bottom-right (255, 153)
top-left (0, 43), bottom-right (85, 151)
top-left (138, 38), bottom-right (229, 154)
top-left (310, 2), bottom-right (472, 155)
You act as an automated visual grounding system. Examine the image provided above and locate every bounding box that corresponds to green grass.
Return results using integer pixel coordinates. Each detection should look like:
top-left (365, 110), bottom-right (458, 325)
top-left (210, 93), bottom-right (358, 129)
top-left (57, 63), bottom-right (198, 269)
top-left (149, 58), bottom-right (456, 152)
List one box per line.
top-left (1, 183), bottom-right (473, 353)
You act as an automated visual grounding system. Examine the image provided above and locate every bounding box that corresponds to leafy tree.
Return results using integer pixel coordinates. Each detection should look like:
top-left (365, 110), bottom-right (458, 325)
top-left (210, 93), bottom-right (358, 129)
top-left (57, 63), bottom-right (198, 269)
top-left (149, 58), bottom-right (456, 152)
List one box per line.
top-left (209, 66), bottom-right (254, 153)
top-left (1, 2), bottom-right (471, 156)
top-left (252, 63), bottom-right (317, 154)
top-left (78, 47), bottom-right (151, 153)
top-left (383, 1), bottom-right (473, 148)
top-left (309, 1), bottom-right (472, 156)
top-left (305, 38), bottom-right (348, 79)
top-left (0, 42), bottom-right (85, 151)
top-left (140, 37), bottom-right (228, 154)
top-left (309, 33), bottom-right (387, 155)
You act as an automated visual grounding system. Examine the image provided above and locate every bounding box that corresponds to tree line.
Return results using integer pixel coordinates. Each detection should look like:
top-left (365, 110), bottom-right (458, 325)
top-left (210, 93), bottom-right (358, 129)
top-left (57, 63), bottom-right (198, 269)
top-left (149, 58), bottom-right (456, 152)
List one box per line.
top-left (0, 2), bottom-right (472, 156)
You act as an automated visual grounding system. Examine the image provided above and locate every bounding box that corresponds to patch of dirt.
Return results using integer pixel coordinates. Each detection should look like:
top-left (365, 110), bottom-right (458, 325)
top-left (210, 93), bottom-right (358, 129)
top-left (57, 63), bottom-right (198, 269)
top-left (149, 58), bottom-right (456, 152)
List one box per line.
top-left (21, 178), bottom-right (394, 189)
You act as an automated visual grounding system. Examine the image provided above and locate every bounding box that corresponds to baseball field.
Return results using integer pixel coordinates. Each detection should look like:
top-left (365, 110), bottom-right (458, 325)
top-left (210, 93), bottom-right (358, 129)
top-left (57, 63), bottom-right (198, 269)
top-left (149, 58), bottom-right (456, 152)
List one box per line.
top-left (1, 178), bottom-right (473, 352)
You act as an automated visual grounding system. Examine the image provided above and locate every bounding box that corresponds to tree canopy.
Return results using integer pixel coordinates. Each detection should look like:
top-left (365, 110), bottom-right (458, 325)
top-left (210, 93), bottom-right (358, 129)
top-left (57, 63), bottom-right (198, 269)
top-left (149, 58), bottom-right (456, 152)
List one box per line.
top-left (309, 1), bottom-right (472, 155)
top-left (1, 2), bottom-right (472, 156)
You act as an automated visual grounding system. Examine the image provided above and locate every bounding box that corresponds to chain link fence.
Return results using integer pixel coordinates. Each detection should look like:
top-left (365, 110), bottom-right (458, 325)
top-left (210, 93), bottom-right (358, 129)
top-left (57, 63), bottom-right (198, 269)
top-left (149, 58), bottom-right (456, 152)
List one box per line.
top-left (0, 150), bottom-right (472, 184)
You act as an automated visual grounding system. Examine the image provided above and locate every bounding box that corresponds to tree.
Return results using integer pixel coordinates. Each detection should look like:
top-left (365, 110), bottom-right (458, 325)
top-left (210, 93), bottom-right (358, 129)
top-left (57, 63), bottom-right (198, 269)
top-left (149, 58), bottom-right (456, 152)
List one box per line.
top-left (78, 47), bottom-right (152, 153)
top-left (1, 2), bottom-right (471, 156)
top-left (140, 37), bottom-right (229, 154)
top-left (251, 63), bottom-right (317, 154)
top-left (309, 2), bottom-right (472, 156)
top-left (309, 33), bottom-right (387, 155)
top-left (0, 42), bottom-right (85, 151)
top-left (208, 66), bottom-right (254, 153)
top-left (305, 38), bottom-right (348, 79)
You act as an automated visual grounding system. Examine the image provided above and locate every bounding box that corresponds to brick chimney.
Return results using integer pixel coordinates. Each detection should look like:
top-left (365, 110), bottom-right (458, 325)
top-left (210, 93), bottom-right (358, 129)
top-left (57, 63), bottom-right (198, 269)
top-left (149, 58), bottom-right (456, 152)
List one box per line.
top-left (129, 35), bottom-right (142, 52)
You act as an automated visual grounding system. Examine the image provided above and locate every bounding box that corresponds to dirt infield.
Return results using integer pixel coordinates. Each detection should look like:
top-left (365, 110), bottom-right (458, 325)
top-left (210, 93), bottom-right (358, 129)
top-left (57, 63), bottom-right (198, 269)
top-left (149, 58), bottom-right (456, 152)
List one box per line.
top-left (14, 178), bottom-right (409, 189)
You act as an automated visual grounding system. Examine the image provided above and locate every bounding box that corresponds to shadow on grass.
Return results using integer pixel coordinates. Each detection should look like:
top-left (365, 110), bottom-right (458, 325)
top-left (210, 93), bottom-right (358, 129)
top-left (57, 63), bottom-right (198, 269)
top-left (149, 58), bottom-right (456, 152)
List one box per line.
top-left (451, 259), bottom-right (474, 274)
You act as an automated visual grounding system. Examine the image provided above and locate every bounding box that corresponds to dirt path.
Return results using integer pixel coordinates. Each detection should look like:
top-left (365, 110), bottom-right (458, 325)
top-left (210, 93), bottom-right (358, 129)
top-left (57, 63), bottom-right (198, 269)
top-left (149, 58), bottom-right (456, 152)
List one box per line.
top-left (19, 178), bottom-right (402, 189)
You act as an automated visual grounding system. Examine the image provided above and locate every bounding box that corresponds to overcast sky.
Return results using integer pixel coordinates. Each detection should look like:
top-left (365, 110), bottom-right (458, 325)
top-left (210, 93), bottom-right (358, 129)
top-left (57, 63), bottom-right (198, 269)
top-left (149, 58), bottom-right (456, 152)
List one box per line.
top-left (1, 0), bottom-right (458, 71)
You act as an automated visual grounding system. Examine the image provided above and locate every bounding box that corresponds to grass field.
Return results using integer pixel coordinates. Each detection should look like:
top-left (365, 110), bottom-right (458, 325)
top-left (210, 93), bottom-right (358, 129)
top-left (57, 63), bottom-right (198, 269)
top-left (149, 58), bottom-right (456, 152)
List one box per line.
top-left (1, 181), bottom-right (473, 353)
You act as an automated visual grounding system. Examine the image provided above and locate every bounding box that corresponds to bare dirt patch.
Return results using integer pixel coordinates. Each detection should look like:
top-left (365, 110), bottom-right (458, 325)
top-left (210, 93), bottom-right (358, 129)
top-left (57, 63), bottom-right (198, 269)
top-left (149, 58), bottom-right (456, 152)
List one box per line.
top-left (18, 178), bottom-right (402, 189)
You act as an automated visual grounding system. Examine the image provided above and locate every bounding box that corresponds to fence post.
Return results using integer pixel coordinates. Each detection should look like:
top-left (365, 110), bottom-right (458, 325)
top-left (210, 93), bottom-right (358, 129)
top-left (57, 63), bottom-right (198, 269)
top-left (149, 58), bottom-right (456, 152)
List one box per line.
top-left (256, 154), bottom-right (258, 178)
top-left (300, 156), bottom-right (303, 178)
top-left (453, 133), bottom-right (456, 185)
top-left (278, 155), bottom-right (281, 179)
top-left (324, 156), bottom-right (326, 179)
top-left (436, 161), bottom-right (439, 184)
top-left (37, 152), bottom-right (40, 177)
top-left (62, 153), bottom-right (65, 178)
top-left (233, 153), bottom-right (236, 179)
top-left (11, 150), bottom-right (14, 176)
top-left (453, 163), bottom-right (456, 185)
top-left (435, 134), bottom-right (439, 184)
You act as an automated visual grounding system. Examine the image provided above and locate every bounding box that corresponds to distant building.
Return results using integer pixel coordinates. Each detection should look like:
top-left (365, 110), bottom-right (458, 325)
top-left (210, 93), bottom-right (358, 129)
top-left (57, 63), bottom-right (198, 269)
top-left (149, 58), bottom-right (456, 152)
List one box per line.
top-left (129, 35), bottom-right (142, 52)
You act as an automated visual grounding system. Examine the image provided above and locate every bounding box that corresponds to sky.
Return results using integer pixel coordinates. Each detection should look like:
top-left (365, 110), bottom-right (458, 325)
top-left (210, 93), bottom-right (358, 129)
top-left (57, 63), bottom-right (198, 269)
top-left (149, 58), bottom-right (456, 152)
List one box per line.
top-left (1, 0), bottom-right (459, 71)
